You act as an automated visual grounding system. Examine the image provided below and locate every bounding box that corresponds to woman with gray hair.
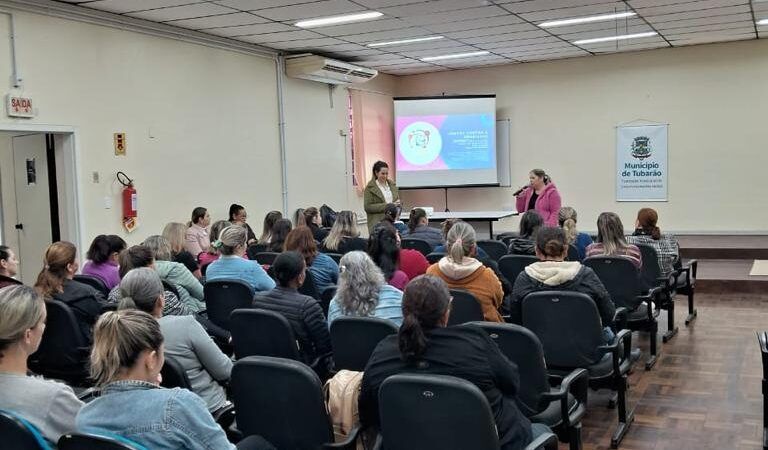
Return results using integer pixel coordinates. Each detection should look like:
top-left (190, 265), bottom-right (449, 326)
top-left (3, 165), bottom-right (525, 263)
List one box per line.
top-left (117, 268), bottom-right (233, 414)
top-left (143, 235), bottom-right (204, 312)
top-left (205, 225), bottom-right (275, 292)
top-left (327, 251), bottom-right (403, 327)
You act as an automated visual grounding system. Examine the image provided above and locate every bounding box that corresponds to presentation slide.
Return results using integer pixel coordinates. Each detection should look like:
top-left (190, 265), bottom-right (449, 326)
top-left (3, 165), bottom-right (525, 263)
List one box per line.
top-left (394, 95), bottom-right (497, 188)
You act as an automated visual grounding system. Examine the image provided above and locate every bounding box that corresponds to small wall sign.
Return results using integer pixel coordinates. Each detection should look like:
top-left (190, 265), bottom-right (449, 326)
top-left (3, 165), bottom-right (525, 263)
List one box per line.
top-left (6, 94), bottom-right (35, 118)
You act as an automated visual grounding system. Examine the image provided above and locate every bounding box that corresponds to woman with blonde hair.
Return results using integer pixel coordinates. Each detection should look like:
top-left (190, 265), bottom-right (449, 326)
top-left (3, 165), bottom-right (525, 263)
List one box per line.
top-left (163, 222), bottom-right (201, 278)
top-left (426, 222), bottom-right (504, 322)
top-left (259, 210), bottom-right (283, 244)
top-left (143, 235), bottom-right (204, 312)
top-left (0, 285), bottom-right (83, 443)
top-left (558, 206), bottom-right (593, 260)
top-left (206, 225), bottom-right (275, 292)
top-left (76, 310), bottom-right (273, 449)
top-left (586, 212), bottom-right (642, 269)
top-left (321, 210), bottom-right (366, 254)
top-left (327, 251), bottom-right (403, 326)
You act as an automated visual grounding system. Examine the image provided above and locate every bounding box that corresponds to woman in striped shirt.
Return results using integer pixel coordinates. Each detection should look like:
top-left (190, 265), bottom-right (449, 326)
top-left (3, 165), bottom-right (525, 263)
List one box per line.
top-left (585, 212), bottom-right (642, 269)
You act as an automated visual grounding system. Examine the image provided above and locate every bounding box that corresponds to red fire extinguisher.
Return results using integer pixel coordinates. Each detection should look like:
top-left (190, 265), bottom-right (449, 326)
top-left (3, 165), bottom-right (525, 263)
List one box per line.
top-left (117, 172), bottom-right (138, 232)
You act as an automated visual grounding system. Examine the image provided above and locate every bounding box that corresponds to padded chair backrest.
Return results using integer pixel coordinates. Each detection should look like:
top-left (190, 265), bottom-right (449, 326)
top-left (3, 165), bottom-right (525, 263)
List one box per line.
top-left (0, 410), bottom-right (52, 450)
top-left (232, 356), bottom-right (334, 448)
top-left (230, 309), bottom-right (300, 360)
top-left (426, 252), bottom-right (444, 264)
top-left (447, 289), bottom-right (484, 326)
top-left (496, 232), bottom-right (519, 245)
top-left (246, 244), bottom-right (268, 260)
top-left (253, 252), bottom-right (279, 265)
top-left (583, 256), bottom-right (643, 309)
top-left (320, 285), bottom-right (337, 316)
top-left (29, 300), bottom-right (87, 371)
top-left (636, 243), bottom-right (663, 288)
top-left (326, 253), bottom-right (343, 264)
top-left (330, 316), bottom-right (399, 371)
top-left (379, 374), bottom-right (500, 450)
top-left (73, 275), bottom-right (109, 297)
top-left (160, 356), bottom-right (192, 389)
top-left (522, 291), bottom-right (604, 368)
top-left (467, 322), bottom-right (550, 416)
top-left (476, 240), bottom-right (508, 261)
top-left (161, 280), bottom-right (181, 300)
top-left (498, 255), bottom-right (539, 286)
top-left (401, 238), bottom-right (432, 256)
top-left (758, 331), bottom-right (768, 378)
top-left (298, 269), bottom-right (320, 300)
top-left (204, 279), bottom-right (254, 331)
top-left (58, 433), bottom-right (145, 449)
top-left (566, 245), bottom-right (580, 262)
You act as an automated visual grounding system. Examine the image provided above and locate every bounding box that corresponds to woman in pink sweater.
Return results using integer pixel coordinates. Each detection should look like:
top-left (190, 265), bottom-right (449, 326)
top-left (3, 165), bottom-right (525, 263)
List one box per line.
top-left (514, 169), bottom-right (562, 227)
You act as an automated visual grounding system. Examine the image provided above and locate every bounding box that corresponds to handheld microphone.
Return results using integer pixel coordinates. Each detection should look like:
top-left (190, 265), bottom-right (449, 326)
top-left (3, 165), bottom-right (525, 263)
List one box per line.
top-left (512, 185), bottom-right (528, 196)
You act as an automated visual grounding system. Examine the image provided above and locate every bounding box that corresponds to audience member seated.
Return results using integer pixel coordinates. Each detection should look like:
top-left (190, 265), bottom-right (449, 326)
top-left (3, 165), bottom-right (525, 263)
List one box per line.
top-left (117, 268), bottom-right (232, 414)
top-left (0, 285), bottom-right (83, 443)
top-left (206, 225), bottom-right (276, 292)
top-left (252, 252), bottom-right (332, 371)
top-left (626, 208), bottom-right (679, 277)
top-left (368, 224), bottom-right (409, 290)
top-left (327, 251), bottom-right (403, 326)
top-left (163, 222), bottom-right (202, 279)
top-left (0, 245), bottom-right (22, 289)
top-left (229, 203), bottom-right (257, 245)
top-left (81, 234), bottom-right (126, 290)
top-left (267, 219), bottom-right (293, 253)
top-left (507, 211), bottom-right (542, 256)
top-left (143, 235), bottom-right (205, 312)
top-left (402, 207), bottom-right (443, 249)
top-left (434, 219), bottom-right (489, 259)
top-left (302, 206), bottom-right (329, 242)
top-left (284, 227), bottom-right (338, 294)
top-left (427, 222), bottom-right (504, 322)
top-left (510, 227), bottom-right (616, 340)
top-left (198, 220), bottom-right (230, 270)
top-left (381, 203), bottom-right (407, 235)
top-left (558, 206), bottom-right (593, 260)
top-left (185, 207), bottom-right (210, 257)
top-left (586, 212), bottom-right (642, 269)
top-left (359, 275), bottom-right (546, 450)
top-left (258, 210), bottom-right (283, 245)
top-left (35, 241), bottom-right (105, 343)
top-left (106, 246), bottom-right (191, 316)
top-left (378, 219), bottom-right (429, 281)
top-left (320, 210), bottom-right (367, 254)
top-left (76, 310), bottom-right (266, 450)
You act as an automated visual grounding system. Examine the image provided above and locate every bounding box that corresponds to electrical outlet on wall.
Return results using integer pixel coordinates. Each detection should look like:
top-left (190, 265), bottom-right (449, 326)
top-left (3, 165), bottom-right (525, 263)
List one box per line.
top-left (92, 171), bottom-right (100, 183)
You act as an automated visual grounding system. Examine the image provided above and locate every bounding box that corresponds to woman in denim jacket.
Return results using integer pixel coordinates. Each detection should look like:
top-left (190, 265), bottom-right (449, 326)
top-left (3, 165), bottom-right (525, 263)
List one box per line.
top-left (76, 310), bottom-right (273, 450)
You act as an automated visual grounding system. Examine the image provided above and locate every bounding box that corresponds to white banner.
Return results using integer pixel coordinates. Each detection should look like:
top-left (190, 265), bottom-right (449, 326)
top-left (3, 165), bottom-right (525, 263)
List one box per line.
top-left (616, 124), bottom-right (668, 201)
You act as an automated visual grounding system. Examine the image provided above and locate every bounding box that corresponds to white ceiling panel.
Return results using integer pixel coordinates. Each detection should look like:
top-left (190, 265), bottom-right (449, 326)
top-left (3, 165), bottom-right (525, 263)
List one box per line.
top-left (268, 37), bottom-right (346, 49)
top-left (312, 18), bottom-right (412, 37)
top-left (401, 6), bottom-right (511, 26)
top-left (166, 12), bottom-right (266, 29)
top-left (240, 29), bottom-right (324, 43)
top-left (517, 2), bottom-right (630, 23)
top-left (555, 24), bottom-right (654, 41)
top-left (214, 0), bottom-right (320, 10)
top-left (460, 29), bottom-right (553, 45)
top-left (536, 17), bottom-right (647, 36)
top-left (399, 45), bottom-right (492, 58)
top-left (498, 0), bottom-right (620, 14)
top-left (79, 0), bottom-right (207, 14)
top-left (516, 51), bottom-right (588, 62)
top-left (204, 22), bottom-right (295, 36)
top-left (487, 40), bottom-right (574, 52)
top-left (664, 26), bottom-right (757, 39)
top-left (341, 27), bottom-right (435, 43)
top-left (311, 43), bottom-right (370, 52)
top-left (128, 3), bottom-right (237, 21)
top-left (650, 13), bottom-right (753, 29)
top-left (381, 0), bottom-right (489, 17)
top-left (352, 0), bottom-right (432, 8)
top-left (371, 39), bottom-right (469, 53)
top-left (250, 0), bottom-right (368, 21)
top-left (668, 32), bottom-right (755, 45)
top-left (641, 5), bottom-right (750, 22)
top-left (655, 20), bottom-right (755, 34)
top-left (633, 0), bottom-right (750, 17)
top-left (442, 23), bottom-right (539, 39)
top-left (423, 15), bottom-right (524, 32)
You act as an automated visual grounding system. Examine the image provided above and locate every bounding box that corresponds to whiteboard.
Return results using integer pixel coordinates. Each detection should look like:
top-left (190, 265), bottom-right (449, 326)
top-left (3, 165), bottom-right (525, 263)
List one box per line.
top-left (496, 119), bottom-right (511, 187)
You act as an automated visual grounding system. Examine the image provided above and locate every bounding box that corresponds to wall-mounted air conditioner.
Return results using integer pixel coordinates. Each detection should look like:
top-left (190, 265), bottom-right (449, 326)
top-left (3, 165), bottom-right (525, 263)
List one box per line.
top-left (285, 54), bottom-right (378, 85)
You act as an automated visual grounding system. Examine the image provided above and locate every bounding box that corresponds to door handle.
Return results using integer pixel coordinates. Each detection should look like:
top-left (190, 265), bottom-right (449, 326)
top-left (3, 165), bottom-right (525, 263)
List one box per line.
top-left (14, 223), bottom-right (23, 230)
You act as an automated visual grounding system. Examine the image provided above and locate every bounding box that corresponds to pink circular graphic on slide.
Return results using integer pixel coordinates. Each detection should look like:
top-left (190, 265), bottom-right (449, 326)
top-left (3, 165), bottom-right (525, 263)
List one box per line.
top-left (398, 122), bottom-right (442, 166)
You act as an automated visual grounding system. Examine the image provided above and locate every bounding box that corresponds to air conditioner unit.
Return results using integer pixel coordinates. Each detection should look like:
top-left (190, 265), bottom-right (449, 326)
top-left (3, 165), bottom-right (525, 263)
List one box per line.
top-left (285, 54), bottom-right (378, 85)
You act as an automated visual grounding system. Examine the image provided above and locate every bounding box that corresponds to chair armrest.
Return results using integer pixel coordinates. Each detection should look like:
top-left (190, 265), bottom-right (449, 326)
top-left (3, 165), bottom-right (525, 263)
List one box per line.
top-left (612, 307), bottom-right (628, 333)
top-left (598, 329), bottom-right (632, 375)
top-left (637, 286), bottom-right (661, 317)
top-left (680, 259), bottom-right (698, 282)
top-left (540, 368), bottom-right (588, 428)
top-left (77, 387), bottom-right (101, 402)
top-left (525, 431), bottom-right (559, 450)
top-left (323, 425), bottom-right (361, 449)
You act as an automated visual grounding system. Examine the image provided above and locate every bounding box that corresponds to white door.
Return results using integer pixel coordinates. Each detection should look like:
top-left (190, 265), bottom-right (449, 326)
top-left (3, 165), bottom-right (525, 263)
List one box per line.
top-left (12, 134), bottom-right (53, 284)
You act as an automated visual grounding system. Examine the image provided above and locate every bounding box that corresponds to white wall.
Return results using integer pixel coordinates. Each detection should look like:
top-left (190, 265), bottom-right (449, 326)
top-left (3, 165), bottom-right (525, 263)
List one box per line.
top-left (396, 39), bottom-right (768, 234)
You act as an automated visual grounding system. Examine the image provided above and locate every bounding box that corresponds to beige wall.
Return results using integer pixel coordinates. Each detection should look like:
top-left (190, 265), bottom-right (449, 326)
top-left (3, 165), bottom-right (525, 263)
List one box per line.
top-left (397, 39), bottom-right (768, 233)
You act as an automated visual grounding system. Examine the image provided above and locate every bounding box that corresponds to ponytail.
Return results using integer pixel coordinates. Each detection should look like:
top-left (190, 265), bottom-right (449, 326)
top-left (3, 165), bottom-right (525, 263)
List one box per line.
top-left (651, 226), bottom-right (661, 240)
top-left (558, 207), bottom-right (579, 245)
top-left (398, 275), bottom-right (451, 362)
top-left (35, 242), bottom-right (77, 298)
top-left (399, 312), bottom-right (428, 362)
top-left (408, 208), bottom-right (427, 234)
top-left (446, 222), bottom-right (476, 263)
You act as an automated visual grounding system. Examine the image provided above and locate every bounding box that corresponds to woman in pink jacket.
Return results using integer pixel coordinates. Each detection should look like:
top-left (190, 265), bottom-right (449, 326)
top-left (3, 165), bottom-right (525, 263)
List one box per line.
top-left (514, 169), bottom-right (562, 227)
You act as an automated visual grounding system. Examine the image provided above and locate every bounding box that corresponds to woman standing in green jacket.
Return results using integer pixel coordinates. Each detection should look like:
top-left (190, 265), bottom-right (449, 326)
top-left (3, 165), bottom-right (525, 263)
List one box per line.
top-left (364, 161), bottom-right (400, 232)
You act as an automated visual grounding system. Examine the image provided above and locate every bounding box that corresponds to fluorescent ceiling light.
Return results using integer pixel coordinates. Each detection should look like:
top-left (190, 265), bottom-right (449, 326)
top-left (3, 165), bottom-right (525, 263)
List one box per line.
top-left (757, 19), bottom-right (768, 25)
top-left (540, 11), bottom-right (636, 28)
top-left (421, 51), bottom-right (490, 62)
top-left (573, 31), bottom-right (658, 45)
top-left (295, 11), bottom-right (383, 28)
top-left (367, 36), bottom-right (444, 47)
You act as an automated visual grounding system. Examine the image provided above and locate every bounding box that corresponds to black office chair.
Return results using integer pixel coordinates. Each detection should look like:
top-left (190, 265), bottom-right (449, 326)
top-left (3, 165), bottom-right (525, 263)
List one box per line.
top-left (400, 238), bottom-right (432, 256)
top-left (447, 289), bottom-right (484, 326)
top-left (231, 356), bottom-right (359, 449)
top-left (636, 244), bottom-right (679, 343)
top-left (160, 355), bottom-right (192, 389)
top-left (468, 322), bottom-right (588, 450)
top-left (498, 255), bottom-right (539, 286)
top-left (326, 253), bottom-right (343, 264)
top-left (230, 308), bottom-right (302, 360)
top-left (253, 252), bottom-right (279, 265)
top-left (330, 317), bottom-right (398, 371)
top-left (496, 231), bottom-right (519, 246)
top-left (675, 258), bottom-right (698, 325)
top-left (0, 410), bottom-right (51, 449)
top-left (73, 274), bottom-right (110, 297)
top-left (246, 243), bottom-right (268, 260)
top-left (522, 291), bottom-right (634, 449)
top-left (377, 373), bottom-right (558, 450)
top-left (583, 256), bottom-right (662, 370)
top-left (476, 240), bottom-right (508, 261)
top-left (426, 252), bottom-right (444, 264)
top-left (299, 270), bottom-right (321, 300)
top-left (759, 332), bottom-right (768, 450)
top-left (566, 245), bottom-right (580, 262)
top-left (58, 433), bottom-right (143, 449)
top-left (203, 279), bottom-right (254, 332)
top-left (320, 285), bottom-right (337, 317)
top-left (28, 300), bottom-right (90, 386)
